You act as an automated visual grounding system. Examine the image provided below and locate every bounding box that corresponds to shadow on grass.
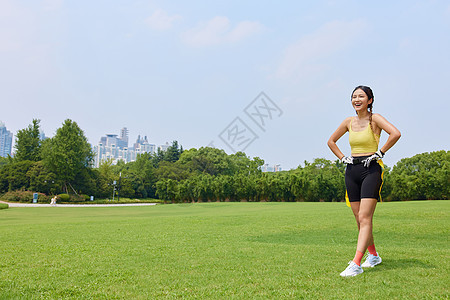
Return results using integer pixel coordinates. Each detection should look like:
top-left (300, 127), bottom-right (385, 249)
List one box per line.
top-left (367, 258), bottom-right (435, 271)
top-left (252, 233), bottom-right (436, 270)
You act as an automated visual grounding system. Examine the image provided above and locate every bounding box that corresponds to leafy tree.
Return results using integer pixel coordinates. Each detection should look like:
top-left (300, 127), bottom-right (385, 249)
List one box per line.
top-left (0, 156), bottom-right (10, 167)
top-left (301, 158), bottom-right (345, 202)
top-left (0, 160), bottom-right (34, 192)
top-left (27, 161), bottom-right (59, 195)
top-left (288, 170), bottom-right (309, 201)
top-left (164, 140), bottom-right (183, 163)
top-left (151, 148), bottom-right (166, 168)
top-left (179, 147), bottom-right (232, 176)
top-left (210, 175), bottom-right (228, 202)
top-left (177, 179), bottom-right (194, 203)
top-left (110, 153), bottom-right (157, 198)
top-left (233, 173), bottom-right (257, 201)
top-left (72, 168), bottom-right (98, 197)
top-left (256, 173), bottom-right (271, 202)
top-left (96, 159), bottom-right (116, 198)
top-left (14, 119), bottom-right (42, 162)
top-left (154, 161), bottom-right (190, 181)
top-left (41, 119), bottom-right (94, 194)
top-left (267, 174), bottom-right (283, 201)
top-left (130, 154), bottom-right (156, 198)
top-left (194, 174), bottom-right (214, 202)
top-left (155, 178), bottom-right (178, 202)
top-left (389, 151), bottom-right (449, 200)
top-left (229, 152), bottom-right (264, 175)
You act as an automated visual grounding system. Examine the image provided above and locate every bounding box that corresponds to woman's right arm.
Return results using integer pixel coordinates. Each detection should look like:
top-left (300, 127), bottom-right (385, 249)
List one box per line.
top-left (327, 117), bottom-right (351, 160)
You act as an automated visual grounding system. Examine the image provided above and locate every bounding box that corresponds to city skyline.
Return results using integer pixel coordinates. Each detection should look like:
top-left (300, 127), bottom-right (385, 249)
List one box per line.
top-left (2, 119), bottom-right (284, 170)
top-left (94, 126), bottom-right (168, 167)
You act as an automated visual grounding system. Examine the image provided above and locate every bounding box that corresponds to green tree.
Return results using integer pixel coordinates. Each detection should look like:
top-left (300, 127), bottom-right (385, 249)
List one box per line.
top-left (179, 147), bottom-right (231, 176)
top-left (0, 160), bottom-right (34, 192)
top-left (155, 178), bottom-right (178, 202)
top-left (154, 161), bottom-right (190, 181)
top-left (256, 173), bottom-right (270, 202)
top-left (14, 119), bottom-right (42, 162)
top-left (301, 158), bottom-right (345, 202)
top-left (0, 156), bottom-right (10, 167)
top-left (96, 159), bottom-right (116, 198)
top-left (229, 152), bottom-right (264, 175)
top-left (389, 150), bottom-right (449, 200)
top-left (108, 153), bottom-right (158, 199)
top-left (233, 173), bottom-right (257, 201)
top-left (177, 179), bottom-right (194, 203)
top-left (27, 161), bottom-right (59, 195)
top-left (41, 119), bottom-right (94, 194)
top-left (151, 148), bottom-right (166, 168)
top-left (164, 140), bottom-right (183, 163)
top-left (289, 169), bottom-right (309, 201)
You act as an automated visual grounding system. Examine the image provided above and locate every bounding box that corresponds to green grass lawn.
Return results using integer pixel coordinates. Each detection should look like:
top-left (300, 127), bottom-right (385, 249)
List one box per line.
top-left (0, 201), bottom-right (448, 299)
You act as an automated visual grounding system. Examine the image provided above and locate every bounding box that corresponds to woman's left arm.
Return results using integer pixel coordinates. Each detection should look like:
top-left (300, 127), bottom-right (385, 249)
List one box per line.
top-left (373, 114), bottom-right (401, 153)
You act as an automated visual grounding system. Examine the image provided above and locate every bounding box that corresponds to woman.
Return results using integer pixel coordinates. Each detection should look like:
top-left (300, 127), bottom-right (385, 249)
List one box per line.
top-left (327, 85), bottom-right (401, 277)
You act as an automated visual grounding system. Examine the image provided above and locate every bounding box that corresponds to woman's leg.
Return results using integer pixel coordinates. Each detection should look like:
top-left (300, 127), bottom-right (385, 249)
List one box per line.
top-left (356, 198), bottom-right (377, 254)
top-left (340, 200), bottom-right (374, 277)
top-left (350, 201), bottom-right (375, 247)
top-left (350, 201), bottom-right (360, 229)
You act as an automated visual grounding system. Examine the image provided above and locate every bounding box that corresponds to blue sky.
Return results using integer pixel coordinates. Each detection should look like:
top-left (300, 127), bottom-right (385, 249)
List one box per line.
top-left (1, 0), bottom-right (449, 169)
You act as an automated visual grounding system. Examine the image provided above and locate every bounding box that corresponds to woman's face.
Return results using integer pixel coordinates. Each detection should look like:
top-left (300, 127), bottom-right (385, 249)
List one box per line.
top-left (351, 88), bottom-right (372, 112)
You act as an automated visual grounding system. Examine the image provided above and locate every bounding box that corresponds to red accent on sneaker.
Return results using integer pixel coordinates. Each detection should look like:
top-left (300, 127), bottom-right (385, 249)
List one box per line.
top-left (368, 244), bottom-right (378, 256)
top-left (353, 250), bottom-right (364, 266)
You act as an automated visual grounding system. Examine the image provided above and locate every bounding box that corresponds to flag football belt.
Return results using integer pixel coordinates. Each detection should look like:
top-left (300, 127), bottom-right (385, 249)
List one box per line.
top-left (352, 156), bottom-right (370, 165)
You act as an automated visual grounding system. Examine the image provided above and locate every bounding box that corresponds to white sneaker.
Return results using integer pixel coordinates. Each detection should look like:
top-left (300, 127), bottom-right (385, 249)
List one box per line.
top-left (340, 261), bottom-right (363, 277)
top-left (361, 254), bottom-right (382, 268)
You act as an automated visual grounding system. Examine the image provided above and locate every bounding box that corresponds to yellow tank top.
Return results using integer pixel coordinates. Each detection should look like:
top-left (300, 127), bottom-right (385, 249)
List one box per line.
top-left (349, 117), bottom-right (380, 154)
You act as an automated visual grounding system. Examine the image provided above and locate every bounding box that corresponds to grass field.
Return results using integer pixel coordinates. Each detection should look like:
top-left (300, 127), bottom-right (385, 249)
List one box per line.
top-left (0, 201), bottom-right (448, 299)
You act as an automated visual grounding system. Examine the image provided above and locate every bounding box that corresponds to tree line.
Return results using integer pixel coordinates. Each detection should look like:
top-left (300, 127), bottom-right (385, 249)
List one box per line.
top-left (0, 119), bottom-right (448, 202)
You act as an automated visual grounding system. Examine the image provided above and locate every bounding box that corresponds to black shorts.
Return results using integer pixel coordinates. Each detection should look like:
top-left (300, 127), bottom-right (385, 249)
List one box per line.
top-left (345, 156), bottom-right (383, 202)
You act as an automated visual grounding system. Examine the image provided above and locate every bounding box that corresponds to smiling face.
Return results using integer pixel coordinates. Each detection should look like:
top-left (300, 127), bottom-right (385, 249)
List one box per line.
top-left (351, 88), bottom-right (372, 112)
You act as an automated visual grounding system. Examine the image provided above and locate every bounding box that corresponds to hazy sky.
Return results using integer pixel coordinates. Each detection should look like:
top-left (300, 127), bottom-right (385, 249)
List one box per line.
top-left (2, 0), bottom-right (449, 169)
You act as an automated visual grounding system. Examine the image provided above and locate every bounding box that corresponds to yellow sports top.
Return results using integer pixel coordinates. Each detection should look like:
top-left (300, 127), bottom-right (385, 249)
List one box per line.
top-left (349, 117), bottom-right (380, 154)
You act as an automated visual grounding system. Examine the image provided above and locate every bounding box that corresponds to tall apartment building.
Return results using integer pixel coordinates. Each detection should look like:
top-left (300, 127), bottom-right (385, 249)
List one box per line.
top-left (134, 135), bottom-right (156, 154)
top-left (120, 127), bottom-right (129, 146)
top-left (93, 128), bottom-right (158, 168)
top-left (0, 121), bottom-right (13, 157)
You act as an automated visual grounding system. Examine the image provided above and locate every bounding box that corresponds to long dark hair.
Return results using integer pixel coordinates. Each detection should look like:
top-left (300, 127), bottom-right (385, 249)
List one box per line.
top-left (352, 85), bottom-right (374, 133)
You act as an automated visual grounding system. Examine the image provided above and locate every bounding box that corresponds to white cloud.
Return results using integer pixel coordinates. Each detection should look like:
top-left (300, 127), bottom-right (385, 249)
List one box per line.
top-left (182, 16), bottom-right (264, 47)
top-left (274, 19), bottom-right (366, 80)
top-left (144, 9), bottom-right (181, 30)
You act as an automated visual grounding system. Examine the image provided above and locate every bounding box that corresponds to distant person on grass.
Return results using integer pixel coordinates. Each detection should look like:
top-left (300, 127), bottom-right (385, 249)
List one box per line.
top-left (327, 85), bottom-right (401, 277)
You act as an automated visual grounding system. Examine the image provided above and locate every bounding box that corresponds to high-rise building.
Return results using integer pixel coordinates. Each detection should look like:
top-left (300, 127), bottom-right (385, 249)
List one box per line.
top-left (0, 121), bottom-right (13, 157)
top-left (119, 127), bottom-right (129, 148)
top-left (93, 128), bottom-right (157, 167)
top-left (133, 135), bottom-right (148, 150)
top-left (105, 134), bottom-right (119, 147)
top-left (133, 135), bottom-right (156, 156)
